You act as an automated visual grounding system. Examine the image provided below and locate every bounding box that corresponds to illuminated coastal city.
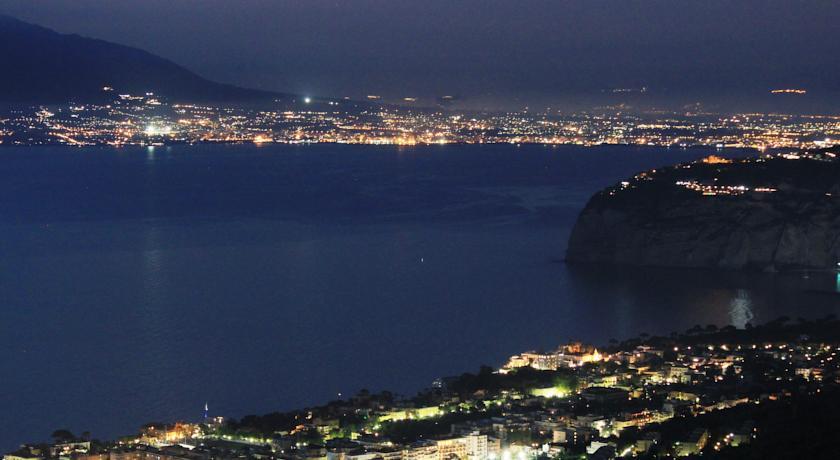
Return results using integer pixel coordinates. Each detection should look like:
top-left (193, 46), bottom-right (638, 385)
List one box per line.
top-left (1, 89), bottom-right (838, 150)
top-left (6, 319), bottom-right (840, 460)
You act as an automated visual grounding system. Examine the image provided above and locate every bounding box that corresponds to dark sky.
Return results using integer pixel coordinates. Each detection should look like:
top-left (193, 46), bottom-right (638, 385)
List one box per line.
top-left (2, 0), bottom-right (839, 110)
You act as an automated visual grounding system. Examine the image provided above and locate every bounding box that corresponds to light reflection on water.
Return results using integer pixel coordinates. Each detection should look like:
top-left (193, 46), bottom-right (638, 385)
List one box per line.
top-left (729, 289), bottom-right (754, 329)
top-left (564, 264), bottom-right (839, 335)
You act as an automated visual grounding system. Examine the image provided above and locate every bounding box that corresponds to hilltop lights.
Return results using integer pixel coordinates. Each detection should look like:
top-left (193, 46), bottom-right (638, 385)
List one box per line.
top-left (770, 89), bottom-right (807, 95)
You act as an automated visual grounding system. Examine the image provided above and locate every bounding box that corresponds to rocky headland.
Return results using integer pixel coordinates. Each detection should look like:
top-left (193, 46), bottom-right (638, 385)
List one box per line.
top-left (566, 150), bottom-right (840, 271)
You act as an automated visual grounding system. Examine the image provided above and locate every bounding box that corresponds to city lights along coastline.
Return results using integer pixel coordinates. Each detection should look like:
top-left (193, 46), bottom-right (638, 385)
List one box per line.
top-left (1, 3), bottom-right (840, 460)
top-left (1, 15), bottom-right (839, 149)
top-left (7, 318), bottom-right (840, 459)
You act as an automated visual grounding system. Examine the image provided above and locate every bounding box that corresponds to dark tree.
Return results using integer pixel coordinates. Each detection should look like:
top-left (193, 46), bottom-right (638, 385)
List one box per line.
top-left (51, 429), bottom-right (75, 442)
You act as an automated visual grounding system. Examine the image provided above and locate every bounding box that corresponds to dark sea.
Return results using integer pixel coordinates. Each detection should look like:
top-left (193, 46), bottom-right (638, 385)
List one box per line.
top-left (1, 144), bottom-right (838, 449)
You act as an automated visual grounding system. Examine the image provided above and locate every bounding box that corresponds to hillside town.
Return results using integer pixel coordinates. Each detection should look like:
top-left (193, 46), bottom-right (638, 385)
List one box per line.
top-left (6, 317), bottom-right (840, 460)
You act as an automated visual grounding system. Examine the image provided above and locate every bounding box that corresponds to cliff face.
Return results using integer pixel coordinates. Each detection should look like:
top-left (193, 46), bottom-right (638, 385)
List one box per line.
top-left (566, 153), bottom-right (840, 271)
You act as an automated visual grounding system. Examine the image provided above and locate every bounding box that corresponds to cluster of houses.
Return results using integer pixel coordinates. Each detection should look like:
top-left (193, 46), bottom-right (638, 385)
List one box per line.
top-left (7, 335), bottom-right (837, 460)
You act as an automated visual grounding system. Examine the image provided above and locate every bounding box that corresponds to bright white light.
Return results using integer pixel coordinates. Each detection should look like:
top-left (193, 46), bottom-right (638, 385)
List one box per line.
top-left (145, 125), bottom-right (172, 136)
top-left (304, 97), bottom-right (312, 104)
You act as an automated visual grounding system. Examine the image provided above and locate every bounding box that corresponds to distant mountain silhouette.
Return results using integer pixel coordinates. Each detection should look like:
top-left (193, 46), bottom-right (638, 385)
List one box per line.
top-left (0, 14), bottom-right (282, 104)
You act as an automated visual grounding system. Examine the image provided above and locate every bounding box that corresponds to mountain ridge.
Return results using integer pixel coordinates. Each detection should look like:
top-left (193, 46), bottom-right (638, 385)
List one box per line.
top-left (0, 14), bottom-right (284, 104)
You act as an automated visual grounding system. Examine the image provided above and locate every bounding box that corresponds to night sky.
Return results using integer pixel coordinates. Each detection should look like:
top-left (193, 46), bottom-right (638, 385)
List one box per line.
top-left (1, 0), bottom-right (839, 110)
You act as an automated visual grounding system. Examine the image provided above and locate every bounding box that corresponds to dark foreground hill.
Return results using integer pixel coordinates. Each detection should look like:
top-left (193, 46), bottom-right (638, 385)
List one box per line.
top-left (566, 150), bottom-right (840, 271)
top-left (0, 14), bottom-right (281, 104)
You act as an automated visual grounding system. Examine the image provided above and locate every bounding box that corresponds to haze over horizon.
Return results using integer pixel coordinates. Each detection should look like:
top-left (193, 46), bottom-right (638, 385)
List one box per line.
top-left (2, 0), bottom-right (839, 112)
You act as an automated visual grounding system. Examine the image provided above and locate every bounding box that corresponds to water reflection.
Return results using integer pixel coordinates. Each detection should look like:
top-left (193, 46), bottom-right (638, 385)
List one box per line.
top-left (729, 289), bottom-right (754, 329)
top-left (565, 264), bottom-right (840, 336)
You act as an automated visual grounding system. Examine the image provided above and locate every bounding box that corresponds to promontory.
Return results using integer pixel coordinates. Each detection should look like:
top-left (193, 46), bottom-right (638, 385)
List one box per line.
top-left (566, 149), bottom-right (840, 271)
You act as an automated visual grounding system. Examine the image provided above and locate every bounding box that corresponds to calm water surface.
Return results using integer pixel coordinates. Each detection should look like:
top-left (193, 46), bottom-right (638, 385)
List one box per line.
top-left (1, 144), bottom-right (838, 448)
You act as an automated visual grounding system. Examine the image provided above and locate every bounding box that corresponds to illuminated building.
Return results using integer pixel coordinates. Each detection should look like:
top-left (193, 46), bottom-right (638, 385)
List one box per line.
top-left (434, 432), bottom-right (487, 460)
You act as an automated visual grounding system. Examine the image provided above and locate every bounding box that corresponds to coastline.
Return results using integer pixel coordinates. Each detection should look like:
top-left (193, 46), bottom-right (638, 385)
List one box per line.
top-left (9, 316), bottom-right (840, 458)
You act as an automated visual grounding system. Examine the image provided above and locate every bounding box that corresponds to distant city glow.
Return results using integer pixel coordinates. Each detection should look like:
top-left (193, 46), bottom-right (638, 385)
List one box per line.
top-left (770, 88), bottom-right (807, 95)
top-left (4, 89), bottom-right (840, 149)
